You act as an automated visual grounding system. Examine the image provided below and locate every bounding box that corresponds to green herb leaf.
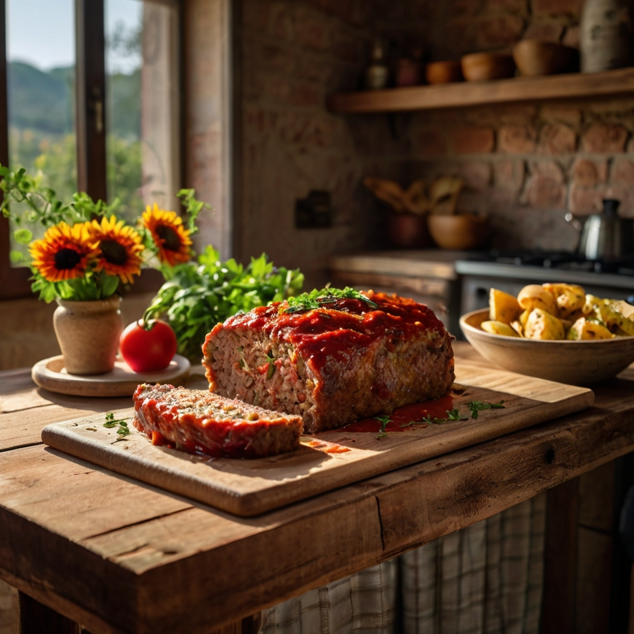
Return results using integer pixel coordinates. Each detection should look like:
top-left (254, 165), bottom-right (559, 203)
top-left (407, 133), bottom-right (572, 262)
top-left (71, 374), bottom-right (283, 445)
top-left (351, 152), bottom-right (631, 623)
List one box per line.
top-left (104, 412), bottom-right (131, 436)
top-left (446, 408), bottom-right (468, 421)
top-left (422, 415), bottom-right (445, 425)
top-left (374, 415), bottom-right (392, 439)
top-left (143, 247), bottom-right (304, 362)
top-left (283, 286), bottom-right (378, 315)
top-left (466, 400), bottom-right (506, 419)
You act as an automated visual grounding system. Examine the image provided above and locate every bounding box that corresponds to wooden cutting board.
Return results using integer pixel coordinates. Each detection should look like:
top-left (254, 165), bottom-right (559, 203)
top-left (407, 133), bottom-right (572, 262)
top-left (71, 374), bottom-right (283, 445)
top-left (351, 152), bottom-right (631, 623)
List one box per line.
top-left (41, 362), bottom-right (594, 517)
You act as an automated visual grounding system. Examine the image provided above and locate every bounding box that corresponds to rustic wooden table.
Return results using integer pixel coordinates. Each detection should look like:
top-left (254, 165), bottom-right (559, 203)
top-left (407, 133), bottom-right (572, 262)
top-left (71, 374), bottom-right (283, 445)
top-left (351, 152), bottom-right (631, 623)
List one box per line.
top-left (1, 342), bottom-right (633, 634)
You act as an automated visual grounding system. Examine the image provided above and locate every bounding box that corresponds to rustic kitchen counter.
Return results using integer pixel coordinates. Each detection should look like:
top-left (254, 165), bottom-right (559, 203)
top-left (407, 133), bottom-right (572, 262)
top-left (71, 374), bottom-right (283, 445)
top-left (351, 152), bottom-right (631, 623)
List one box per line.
top-left (0, 342), bottom-right (633, 634)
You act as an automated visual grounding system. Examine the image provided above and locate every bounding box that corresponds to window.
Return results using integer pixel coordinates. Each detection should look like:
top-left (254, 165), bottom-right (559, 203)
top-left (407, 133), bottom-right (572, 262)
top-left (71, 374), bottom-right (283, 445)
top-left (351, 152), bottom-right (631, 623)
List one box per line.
top-left (0, 0), bottom-right (181, 299)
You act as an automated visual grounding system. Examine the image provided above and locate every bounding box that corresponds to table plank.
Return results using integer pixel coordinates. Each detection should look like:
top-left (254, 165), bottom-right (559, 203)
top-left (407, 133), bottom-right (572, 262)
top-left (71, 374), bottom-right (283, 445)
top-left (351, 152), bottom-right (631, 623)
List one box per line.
top-left (0, 403), bottom-right (131, 451)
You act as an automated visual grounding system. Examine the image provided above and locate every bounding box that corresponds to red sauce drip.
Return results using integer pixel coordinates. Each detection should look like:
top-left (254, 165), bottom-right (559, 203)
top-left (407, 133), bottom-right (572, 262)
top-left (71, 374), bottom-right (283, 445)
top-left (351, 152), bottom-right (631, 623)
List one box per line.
top-left (305, 439), bottom-right (351, 453)
top-left (342, 394), bottom-right (455, 433)
top-left (211, 291), bottom-right (447, 374)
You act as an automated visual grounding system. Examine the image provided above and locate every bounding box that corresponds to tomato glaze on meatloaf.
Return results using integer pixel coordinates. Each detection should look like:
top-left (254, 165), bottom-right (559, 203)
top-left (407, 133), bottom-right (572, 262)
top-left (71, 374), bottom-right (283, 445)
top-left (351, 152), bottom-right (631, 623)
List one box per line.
top-left (202, 290), bottom-right (455, 434)
top-left (132, 383), bottom-right (303, 459)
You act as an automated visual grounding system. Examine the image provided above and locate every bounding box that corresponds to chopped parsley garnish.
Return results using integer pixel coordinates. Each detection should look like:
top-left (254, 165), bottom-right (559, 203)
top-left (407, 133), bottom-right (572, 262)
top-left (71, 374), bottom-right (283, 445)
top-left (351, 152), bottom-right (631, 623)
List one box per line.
top-left (466, 400), bottom-right (505, 419)
top-left (282, 286), bottom-right (378, 314)
top-left (104, 412), bottom-right (131, 437)
top-left (447, 408), bottom-right (468, 421)
top-left (374, 415), bottom-right (391, 439)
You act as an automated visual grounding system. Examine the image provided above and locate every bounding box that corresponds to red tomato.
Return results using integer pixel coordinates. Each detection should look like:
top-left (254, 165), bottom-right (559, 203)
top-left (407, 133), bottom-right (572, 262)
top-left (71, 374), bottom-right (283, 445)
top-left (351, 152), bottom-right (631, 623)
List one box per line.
top-left (120, 319), bottom-right (178, 373)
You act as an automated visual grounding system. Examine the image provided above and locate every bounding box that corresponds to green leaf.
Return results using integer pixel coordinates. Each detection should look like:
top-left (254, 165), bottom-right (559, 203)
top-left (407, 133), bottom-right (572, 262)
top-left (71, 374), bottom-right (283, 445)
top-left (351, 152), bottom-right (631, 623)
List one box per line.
top-left (467, 400), bottom-right (506, 419)
top-left (100, 274), bottom-right (120, 298)
top-left (13, 228), bottom-right (32, 244)
top-left (9, 250), bottom-right (25, 264)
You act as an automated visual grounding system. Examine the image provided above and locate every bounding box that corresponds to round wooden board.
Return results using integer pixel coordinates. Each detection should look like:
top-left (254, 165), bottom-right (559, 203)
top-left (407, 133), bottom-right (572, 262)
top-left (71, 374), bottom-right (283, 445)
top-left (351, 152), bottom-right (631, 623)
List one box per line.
top-left (32, 355), bottom-right (191, 397)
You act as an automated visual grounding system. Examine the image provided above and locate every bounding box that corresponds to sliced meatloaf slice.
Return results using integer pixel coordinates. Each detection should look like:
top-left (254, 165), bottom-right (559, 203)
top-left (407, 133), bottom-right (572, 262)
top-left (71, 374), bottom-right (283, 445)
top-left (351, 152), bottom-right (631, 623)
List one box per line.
top-left (132, 383), bottom-right (303, 459)
top-left (202, 290), bottom-right (455, 434)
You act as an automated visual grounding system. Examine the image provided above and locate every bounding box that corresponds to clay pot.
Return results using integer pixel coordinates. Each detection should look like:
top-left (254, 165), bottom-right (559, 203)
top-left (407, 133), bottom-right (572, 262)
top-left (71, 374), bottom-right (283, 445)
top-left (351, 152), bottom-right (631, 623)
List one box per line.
top-left (53, 296), bottom-right (123, 375)
top-left (425, 61), bottom-right (464, 84)
top-left (580, 0), bottom-right (634, 72)
top-left (512, 40), bottom-right (579, 76)
top-left (387, 213), bottom-right (432, 249)
top-left (427, 214), bottom-right (491, 250)
top-left (461, 52), bottom-right (516, 81)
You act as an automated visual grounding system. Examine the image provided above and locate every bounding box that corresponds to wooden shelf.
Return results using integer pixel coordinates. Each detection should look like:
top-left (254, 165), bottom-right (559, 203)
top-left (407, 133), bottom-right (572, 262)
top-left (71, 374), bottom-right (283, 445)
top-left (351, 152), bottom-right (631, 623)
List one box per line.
top-left (327, 67), bottom-right (634, 113)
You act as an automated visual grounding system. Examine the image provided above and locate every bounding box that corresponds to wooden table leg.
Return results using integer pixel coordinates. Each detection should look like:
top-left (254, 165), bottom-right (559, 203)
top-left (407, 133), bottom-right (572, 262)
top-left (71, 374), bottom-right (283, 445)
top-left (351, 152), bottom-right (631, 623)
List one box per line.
top-left (18, 592), bottom-right (80, 634)
top-left (541, 477), bottom-right (580, 634)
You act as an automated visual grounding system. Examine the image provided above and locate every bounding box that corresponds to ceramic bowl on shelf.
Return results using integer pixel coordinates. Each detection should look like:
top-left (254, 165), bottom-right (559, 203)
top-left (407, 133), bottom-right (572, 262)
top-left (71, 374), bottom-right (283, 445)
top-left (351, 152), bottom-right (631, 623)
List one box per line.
top-left (425, 61), bottom-right (464, 84)
top-left (427, 214), bottom-right (490, 250)
top-left (512, 39), bottom-right (579, 76)
top-left (461, 52), bottom-right (516, 81)
top-left (460, 308), bottom-right (634, 386)
top-left (387, 212), bottom-right (432, 249)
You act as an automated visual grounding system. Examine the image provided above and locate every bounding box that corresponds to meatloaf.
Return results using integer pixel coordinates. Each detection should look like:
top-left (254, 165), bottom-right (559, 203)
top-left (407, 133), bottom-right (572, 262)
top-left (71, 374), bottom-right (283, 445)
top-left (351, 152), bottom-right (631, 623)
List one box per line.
top-left (132, 383), bottom-right (303, 459)
top-left (202, 289), bottom-right (455, 434)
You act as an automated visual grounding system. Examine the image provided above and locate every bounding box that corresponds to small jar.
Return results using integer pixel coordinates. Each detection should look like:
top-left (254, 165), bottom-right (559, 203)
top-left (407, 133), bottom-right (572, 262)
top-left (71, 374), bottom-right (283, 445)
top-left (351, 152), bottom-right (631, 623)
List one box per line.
top-left (396, 57), bottom-right (421, 87)
top-left (365, 38), bottom-right (389, 90)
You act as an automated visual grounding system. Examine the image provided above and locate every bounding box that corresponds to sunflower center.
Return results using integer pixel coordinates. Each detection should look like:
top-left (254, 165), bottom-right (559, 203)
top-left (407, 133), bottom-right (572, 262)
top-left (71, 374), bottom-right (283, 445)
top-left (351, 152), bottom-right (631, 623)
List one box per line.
top-left (156, 224), bottom-right (182, 251)
top-left (100, 239), bottom-right (128, 265)
top-left (54, 248), bottom-right (82, 271)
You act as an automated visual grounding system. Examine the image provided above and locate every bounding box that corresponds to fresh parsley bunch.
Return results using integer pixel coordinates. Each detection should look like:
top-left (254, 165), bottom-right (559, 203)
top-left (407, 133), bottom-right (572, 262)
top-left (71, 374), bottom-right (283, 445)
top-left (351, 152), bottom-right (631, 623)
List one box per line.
top-left (143, 246), bottom-right (304, 362)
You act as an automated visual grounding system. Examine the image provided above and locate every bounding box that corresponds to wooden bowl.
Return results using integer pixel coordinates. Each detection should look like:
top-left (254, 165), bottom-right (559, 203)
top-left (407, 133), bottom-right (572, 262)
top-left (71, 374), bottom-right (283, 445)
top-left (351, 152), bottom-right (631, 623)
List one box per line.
top-left (425, 61), bottom-right (464, 84)
top-left (427, 214), bottom-right (490, 250)
top-left (512, 40), bottom-right (579, 76)
top-left (460, 308), bottom-right (634, 386)
top-left (461, 52), bottom-right (516, 81)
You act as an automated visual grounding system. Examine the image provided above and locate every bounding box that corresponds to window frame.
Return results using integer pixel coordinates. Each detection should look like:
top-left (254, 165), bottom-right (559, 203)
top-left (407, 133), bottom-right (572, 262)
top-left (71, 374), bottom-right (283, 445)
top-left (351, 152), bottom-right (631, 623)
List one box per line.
top-left (0, 0), bottom-right (183, 300)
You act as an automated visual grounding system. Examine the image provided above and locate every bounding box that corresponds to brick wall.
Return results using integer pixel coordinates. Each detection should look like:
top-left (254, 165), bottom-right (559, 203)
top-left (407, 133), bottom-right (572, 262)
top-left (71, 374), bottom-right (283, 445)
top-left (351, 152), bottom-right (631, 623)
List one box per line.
top-left (384, 0), bottom-right (634, 251)
top-left (237, 0), bottom-right (409, 287)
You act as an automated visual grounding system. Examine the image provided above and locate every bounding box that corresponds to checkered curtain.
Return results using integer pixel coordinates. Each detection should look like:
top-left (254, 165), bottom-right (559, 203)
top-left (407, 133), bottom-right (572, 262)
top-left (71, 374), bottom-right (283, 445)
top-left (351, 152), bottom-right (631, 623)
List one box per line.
top-left (260, 494), bottom-right (546, 634)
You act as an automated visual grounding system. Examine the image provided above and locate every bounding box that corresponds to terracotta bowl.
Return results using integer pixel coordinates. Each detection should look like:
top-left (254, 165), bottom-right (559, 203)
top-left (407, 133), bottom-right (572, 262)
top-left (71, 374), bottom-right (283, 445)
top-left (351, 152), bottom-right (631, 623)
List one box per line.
top-left (387, 212), bottom-right (432, 249)
top-left (460, 308), bottom-right (634, 386)
top-left (461, 52), bottom-right (516, 81)
top-left (512, 40), bottom-right (579, 76)
top-left (425, 61), bottom-right (464, 84)
top-left (427, 214), bottom-right (490, 250)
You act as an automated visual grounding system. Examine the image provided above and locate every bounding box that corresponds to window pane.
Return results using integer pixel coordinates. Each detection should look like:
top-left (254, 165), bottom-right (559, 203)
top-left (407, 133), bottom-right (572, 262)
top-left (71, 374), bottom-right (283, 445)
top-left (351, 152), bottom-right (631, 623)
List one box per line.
top-left (6, 0), bottom-right (76, 263)
top-left (105, 0), bottom-right (179, 221)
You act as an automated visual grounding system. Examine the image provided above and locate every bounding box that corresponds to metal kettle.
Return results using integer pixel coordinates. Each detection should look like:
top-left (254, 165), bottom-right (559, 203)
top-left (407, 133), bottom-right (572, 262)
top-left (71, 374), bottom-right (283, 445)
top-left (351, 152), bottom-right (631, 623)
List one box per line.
top-left (565, 199), bottom-right (634, 260)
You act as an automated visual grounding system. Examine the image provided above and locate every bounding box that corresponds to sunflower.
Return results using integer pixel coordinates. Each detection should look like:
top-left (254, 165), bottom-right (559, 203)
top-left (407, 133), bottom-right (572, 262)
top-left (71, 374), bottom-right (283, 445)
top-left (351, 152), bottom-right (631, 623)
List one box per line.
top-left (90, 215), bottom-right (144, 284)
top-left (29, 222), bottom-right (97, 283)
top-left (142, 203), bottom-right (192, 266)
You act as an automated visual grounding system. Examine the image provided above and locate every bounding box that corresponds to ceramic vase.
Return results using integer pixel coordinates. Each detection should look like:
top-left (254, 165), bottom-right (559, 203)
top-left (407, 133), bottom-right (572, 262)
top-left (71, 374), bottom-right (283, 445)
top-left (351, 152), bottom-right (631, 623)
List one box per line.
top-left (53, 296), bottom-right (123, 375)
top-left (580, 0), bottom-right (634, 72)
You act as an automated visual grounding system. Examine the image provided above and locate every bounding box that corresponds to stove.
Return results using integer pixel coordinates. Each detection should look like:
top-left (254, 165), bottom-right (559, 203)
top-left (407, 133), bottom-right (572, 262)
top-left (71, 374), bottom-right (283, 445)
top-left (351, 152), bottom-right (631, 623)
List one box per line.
top-left (455, 250), bottom-right (634, 319)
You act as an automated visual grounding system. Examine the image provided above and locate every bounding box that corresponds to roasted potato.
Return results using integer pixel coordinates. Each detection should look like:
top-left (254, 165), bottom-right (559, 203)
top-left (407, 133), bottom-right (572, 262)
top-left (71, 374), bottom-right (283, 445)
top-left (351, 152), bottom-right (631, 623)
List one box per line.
top-left (510, 320), bottom-right (524, 337)
top-left (584, 295), bottom-right (634, 336)
top-left (481, 320), bottom-right (520, 337)
top-left (543, 283), bottom-right (585, 319)
top-left (480, 283), bottom-right (634, 342)
top-left (518, 285), bottom-right (559, 316)
top-left (567, 317), bottom-right (615, 340)
top-left (524, 308), bottom-right (565, 340)
top-left (489, 288), bottom-right (522, 325)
